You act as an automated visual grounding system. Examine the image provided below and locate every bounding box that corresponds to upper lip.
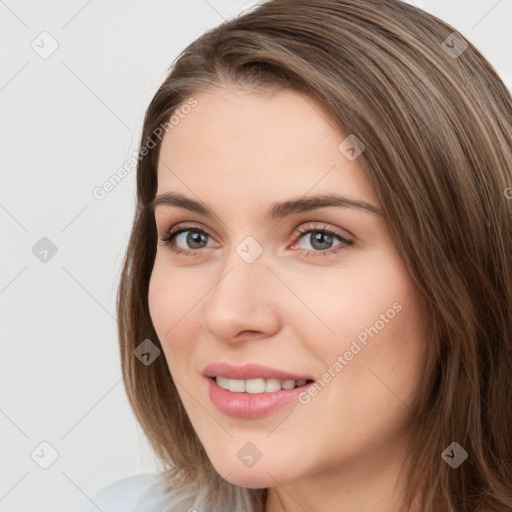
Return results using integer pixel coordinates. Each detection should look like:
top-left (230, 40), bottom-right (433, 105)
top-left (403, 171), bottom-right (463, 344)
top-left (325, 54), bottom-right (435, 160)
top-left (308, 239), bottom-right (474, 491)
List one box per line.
top-left (203, 362), bottom-right (313, 381)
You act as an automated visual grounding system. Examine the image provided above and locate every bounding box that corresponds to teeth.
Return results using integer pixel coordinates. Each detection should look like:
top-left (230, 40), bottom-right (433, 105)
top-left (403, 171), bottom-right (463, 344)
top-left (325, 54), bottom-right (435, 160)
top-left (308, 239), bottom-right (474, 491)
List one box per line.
top-left (216, 376), bottom-right (230, 390)
top-left (229, 379), bottom-right (245, 393)
top-left (265, 378), bottom-right (281, 393)
top-left (245, 378), bottom-right (266, 394)
top-left (215, 376), bottom-right (309, 393)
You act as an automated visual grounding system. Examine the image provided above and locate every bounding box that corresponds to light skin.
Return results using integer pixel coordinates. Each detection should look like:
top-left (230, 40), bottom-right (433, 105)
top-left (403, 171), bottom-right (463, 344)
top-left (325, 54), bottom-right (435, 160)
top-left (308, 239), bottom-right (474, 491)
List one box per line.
top-left (148, 85), bottom-right (429, 512)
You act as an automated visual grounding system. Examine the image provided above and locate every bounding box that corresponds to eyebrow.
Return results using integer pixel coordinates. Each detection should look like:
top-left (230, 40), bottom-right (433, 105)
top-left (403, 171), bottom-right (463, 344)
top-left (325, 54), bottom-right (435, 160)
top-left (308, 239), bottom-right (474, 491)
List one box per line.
top-left (150, 191), bottom-right (384, 218)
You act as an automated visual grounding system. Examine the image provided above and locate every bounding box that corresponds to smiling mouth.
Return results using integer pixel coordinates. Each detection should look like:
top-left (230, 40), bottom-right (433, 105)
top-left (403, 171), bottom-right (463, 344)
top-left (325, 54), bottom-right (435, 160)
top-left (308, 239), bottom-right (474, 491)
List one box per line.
top-left (211, 376), bottom-right (314, 394)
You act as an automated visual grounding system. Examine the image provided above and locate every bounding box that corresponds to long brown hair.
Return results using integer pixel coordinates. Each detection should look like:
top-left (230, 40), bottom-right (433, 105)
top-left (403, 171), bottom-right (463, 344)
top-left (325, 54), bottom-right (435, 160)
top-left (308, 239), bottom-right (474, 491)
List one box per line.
top-left (117, 1), bottom-right (512, 510)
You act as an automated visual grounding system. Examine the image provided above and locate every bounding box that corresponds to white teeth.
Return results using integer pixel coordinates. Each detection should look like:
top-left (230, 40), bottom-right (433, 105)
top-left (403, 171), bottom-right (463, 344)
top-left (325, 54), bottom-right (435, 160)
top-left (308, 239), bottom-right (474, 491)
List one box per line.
top-left (229, 379), bottom-right (245, 393)
top-left (245, 378), bottom-right (266, 394)
top-left (281, 379), bottom-right (296, 390)
top-left (215, 376), bottom-right (309, 393)
top-left (216, 376), bottom-right (230, 390)
top-left (265, 378), bottom-right (282, 393)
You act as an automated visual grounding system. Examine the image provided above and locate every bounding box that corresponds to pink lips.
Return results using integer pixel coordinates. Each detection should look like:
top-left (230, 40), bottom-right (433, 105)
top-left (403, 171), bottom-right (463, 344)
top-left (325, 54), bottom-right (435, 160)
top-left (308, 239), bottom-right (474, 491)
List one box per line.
top-left (202, 362), bottom-right (313, 382)
top-left (203, 362), bottom-right (314, 419)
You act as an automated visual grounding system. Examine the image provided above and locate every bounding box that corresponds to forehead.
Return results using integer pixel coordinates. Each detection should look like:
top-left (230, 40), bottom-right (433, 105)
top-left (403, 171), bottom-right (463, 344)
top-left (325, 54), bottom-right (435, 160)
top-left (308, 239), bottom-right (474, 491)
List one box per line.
top-left (156, 86), bottom-right (379, 207)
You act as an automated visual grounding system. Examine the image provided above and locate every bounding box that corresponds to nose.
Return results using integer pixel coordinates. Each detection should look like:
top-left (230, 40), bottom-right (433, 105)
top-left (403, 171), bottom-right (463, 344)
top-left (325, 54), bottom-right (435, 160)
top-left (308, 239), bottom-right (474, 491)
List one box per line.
top-left (201, 247), bottom-right (281, 345)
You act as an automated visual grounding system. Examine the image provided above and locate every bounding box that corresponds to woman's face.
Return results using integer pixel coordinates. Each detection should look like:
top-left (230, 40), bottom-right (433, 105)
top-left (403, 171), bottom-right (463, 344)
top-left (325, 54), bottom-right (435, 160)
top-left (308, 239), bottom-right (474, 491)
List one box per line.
top-left (148, 85), bottom-right (428, 499)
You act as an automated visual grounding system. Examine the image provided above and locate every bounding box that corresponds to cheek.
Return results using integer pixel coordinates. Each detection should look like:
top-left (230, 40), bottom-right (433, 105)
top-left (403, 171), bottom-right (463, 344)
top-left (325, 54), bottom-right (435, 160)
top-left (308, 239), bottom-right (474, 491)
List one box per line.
top-left (321, 283), bottom-right (427, 415)
top-left (298, 254), bottom-right (426, 409)
top-left (148, 261), bottom-right (211, 381)
top-left (289, 258), bottom-right (412, 356)
top-left (147, 265), bottom-right (168, 337)
top-left (148, 266), bottom-right (188, 367)
top-left (148, 259), bottom-right (192, 334)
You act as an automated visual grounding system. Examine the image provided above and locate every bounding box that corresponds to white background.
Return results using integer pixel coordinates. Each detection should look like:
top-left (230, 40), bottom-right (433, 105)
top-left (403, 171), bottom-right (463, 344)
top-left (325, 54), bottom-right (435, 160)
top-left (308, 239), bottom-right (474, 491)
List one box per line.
top-left (0, 1), bottom-right (510, 511)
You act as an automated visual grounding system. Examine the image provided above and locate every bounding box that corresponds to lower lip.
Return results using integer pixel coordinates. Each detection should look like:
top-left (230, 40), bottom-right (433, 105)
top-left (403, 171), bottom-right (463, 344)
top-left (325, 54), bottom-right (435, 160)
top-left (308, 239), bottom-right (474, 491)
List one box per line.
top-left (206, 377), bottom-right (313, 419)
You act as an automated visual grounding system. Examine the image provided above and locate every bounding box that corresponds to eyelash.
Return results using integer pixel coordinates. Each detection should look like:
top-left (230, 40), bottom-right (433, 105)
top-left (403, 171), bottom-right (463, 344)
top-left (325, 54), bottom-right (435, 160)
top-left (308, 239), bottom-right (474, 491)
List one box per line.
top-left (159, 221), bottom-right (354, 258)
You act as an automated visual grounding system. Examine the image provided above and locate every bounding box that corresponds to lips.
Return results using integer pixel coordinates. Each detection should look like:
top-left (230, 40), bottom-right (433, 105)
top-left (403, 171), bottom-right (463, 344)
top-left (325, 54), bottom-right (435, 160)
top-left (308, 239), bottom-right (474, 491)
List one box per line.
top-left (202, 362), bottom-right (313, 381)
top-left (202, 362), bottom-right (316, 418)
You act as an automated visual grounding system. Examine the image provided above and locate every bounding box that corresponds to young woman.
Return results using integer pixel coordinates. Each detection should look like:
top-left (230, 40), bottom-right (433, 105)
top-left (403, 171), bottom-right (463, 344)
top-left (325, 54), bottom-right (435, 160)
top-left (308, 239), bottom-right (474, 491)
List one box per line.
top-left (79, 0), bottom-right (512, 510)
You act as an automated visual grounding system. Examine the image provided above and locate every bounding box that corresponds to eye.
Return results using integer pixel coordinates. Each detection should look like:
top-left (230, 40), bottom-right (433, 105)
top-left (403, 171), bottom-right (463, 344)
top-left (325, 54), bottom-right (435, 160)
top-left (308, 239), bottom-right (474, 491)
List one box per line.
top-left (159, 221), bottom-right (353, 258)
top-left (290, 222), bottom-right (353, 257)
top-left (159, 222), bottom-right (216, 256)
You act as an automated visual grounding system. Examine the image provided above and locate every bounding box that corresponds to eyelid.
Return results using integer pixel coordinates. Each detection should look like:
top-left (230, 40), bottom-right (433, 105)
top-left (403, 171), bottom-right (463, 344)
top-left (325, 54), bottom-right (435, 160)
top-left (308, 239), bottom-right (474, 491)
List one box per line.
top-left (291, 222), bottom-right (354, 244)
top-left (159, 221), bottom-right (215, 242)
top-left (160, 220), bottom-right (352, 240)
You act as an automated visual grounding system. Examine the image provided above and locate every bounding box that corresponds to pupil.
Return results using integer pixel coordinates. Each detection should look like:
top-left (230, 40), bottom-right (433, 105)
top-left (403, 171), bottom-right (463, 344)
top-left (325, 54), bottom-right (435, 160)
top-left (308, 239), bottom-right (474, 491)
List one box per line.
top-left (188, 231), bottom-right (207, 249)
top-left (311, 232), bottom-right (332, 250)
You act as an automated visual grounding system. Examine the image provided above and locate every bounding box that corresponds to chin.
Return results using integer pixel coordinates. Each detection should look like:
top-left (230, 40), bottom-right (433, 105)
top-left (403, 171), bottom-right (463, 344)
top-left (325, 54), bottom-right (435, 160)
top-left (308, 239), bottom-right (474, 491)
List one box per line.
top-left (220, 469), bottom-right (275, 489)
top-left (208, 455), bottom-right (281, 489)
